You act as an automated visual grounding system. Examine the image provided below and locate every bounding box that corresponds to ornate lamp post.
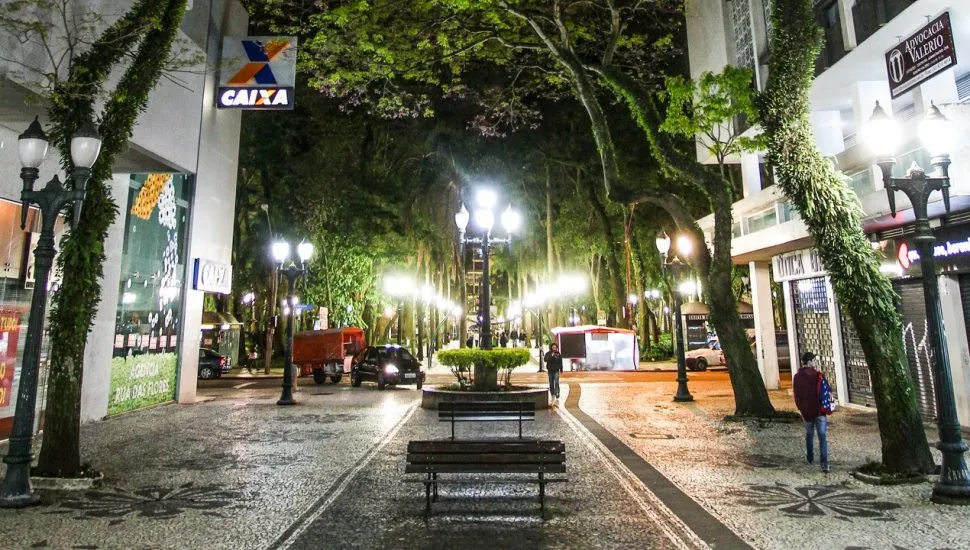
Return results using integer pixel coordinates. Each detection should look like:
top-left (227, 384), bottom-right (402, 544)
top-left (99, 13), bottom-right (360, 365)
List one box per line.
top-left (1, 117), bottom-right (102, 508)
top-left (865, 101), bottom-right (970, 504)
top-left (455, 189), bottom-right (519, 350)
top-left (383, 274), bottom-right (414, 345)
top-left (657, 232), bottom-right (694, 403)
top-left (271, 239), bottom-right (313, 406)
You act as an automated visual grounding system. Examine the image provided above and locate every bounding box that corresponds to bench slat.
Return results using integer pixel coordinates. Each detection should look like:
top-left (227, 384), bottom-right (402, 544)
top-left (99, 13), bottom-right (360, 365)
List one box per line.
top-left (439, 416), bottom-right (536, 422)
top-left (408, 441), bottom-right (564, 453)
top-left (439, 401), bottom-right (536, 410)
top-left (408, 455), bottom-right (565, 464)
top-left (405, 464), bottom-right (567, 474)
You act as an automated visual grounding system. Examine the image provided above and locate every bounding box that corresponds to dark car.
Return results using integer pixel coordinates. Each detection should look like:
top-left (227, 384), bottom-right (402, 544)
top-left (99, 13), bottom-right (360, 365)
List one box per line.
top-left (198, 348), bottom-right (230, 379)
top-left (350, 345), bottom-right (425, 390)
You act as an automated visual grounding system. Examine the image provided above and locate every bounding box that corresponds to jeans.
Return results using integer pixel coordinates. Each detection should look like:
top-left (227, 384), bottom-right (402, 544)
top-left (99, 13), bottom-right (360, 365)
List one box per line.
top-left (804, 416), bottom-right (828, 467)
top-left (547, 370), bottom-right (560, 399)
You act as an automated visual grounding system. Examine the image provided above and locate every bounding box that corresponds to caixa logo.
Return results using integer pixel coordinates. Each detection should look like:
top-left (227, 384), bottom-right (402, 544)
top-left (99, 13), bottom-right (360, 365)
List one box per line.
top-left (217, 86), bottom-right (293, 109)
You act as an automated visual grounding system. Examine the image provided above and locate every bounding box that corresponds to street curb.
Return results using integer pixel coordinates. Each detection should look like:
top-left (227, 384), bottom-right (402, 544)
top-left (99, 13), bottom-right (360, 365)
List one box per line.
top-left (563, 383), bottom-right (754, 550)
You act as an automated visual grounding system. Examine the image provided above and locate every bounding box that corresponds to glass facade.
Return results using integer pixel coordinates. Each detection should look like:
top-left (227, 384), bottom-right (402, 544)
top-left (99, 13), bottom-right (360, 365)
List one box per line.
top-left (108, 173), bottom-right (191, 415)
top-left (0, 200), bottom-right (66, 439)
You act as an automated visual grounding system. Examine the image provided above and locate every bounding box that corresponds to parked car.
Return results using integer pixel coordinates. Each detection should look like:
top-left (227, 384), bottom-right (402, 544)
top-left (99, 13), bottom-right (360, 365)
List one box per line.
top-left (198, 348), bottom-right (230, 379)
top-left (686, 330), bottom-right (792, 372)
top-left (350, 345), bottom-right (425, 390)
top-left (684, 341), bottom-right (724, 371)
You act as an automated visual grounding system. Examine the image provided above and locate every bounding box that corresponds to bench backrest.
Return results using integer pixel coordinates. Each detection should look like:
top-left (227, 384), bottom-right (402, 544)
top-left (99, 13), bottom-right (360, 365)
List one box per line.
top-left (438, 401), bottom-right (536, 421)
top-left (406, 440), bottom-right (566, 474)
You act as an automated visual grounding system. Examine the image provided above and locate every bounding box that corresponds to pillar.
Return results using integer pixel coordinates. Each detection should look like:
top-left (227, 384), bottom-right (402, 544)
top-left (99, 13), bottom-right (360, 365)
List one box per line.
top-left (740, 153), bottom-right (762, 198)
top-left (749, 261), bottom-right (779, 389)
top-left (939, 275), bottom-right (970, 427)
top-left (810, 110), bottom-right (846, 157)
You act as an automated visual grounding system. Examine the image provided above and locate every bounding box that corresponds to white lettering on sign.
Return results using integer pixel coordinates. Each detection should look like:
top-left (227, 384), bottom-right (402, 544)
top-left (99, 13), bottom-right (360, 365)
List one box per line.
top-left (193, 259), bottom-right (232, 294)
top-left (902, 237), bottom-right (970, 265)
top-left (884, 12), bottom-right (957, 98)
top-left (217, 87), bottom-right (293, 109)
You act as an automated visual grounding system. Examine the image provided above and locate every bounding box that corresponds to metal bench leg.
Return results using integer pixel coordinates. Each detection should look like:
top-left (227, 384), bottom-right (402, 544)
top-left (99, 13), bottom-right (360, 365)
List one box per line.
top-left (451, 417), bottom-right (455, 440)
top-left (432, 472), bottom-right (438, 501)
top-left (425, 480), bottom-right (432, 513)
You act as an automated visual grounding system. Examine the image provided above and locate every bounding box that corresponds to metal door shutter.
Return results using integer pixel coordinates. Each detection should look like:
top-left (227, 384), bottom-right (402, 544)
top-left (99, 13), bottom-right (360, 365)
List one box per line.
top-left (791, 277), bottom-right (838, 387)
top-left (838, 305), bottom-right (875, 406)
top-left (893, 279), bottom-right (937, 421)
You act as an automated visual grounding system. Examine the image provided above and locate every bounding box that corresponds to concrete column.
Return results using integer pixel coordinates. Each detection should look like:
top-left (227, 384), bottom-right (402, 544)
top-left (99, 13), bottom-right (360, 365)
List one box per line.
top-left (783, 280), bottom-right (799, 382)
top-left (914, 68), bottom-right (959, 113)
top-left (850, 81), bottom-right (892, 138)
top-left (938, 275), bottom-right (970, 427)
top-left (740, 153), bottom-right (762, 198)
top-left (80, 174), bottom-right (130, 422)
top-left (837, 0), bottom-right (857, 49)
top-left (825, 277), bottom-right (850, 405)
top-left (749, 261), bottom-right (778, 389)
top-left (810, 110), bottom-right (846, 157)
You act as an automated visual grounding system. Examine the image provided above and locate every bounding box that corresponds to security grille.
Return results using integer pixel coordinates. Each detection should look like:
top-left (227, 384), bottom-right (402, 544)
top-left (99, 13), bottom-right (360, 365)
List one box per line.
top-left (791, 277), bottom-right (838, 387)
top-left (893, 280), bottom-right (937, 421)
top-left (838, 305), bottom-right (875, 406)
top-left (732, 0), bottom-right (755, 70)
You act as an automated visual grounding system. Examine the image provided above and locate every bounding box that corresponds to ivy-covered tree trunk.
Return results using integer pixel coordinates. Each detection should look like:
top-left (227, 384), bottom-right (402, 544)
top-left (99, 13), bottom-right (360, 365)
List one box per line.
top-left (36, 0), bottom-right (187, 477)
top-left (760, 0), bottom-right (933, 472)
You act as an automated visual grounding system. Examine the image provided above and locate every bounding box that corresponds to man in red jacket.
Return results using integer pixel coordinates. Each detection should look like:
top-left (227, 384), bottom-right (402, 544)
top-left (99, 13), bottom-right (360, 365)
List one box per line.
top-left (793, 352), bottom-right (830, 473)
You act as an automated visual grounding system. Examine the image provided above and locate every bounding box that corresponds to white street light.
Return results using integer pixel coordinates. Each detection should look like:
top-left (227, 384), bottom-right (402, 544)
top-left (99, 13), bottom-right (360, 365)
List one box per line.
top-left (297, 241), bottom-right (314, 263)
top-left (628, 293), bottom-right (639, 305)
top-left (919, 102), bottom-right (952, 158)
top-left (676, 235), bottom-right (694, 257)
top-left (70, 119), bottom-right (103, 169)
top-left (452, 305), bottom-right (463, 318)
top-left (500, 206), bottom-right (520, 233)
top-left (679, 280), bottom-right (697, 295)
top-left (17, 117), bottom-right (48, 168)
top-left (454, 203), bottom-right (470, 232)
top-left (863, 101), bottom-right (901, 158)
top-left (384, 305), bottom-right (395, 318)
top-left (655, 231), bottom-right (671, 256)
top-left (271, 241), bottom-right (290, 264)
top-left (477, 188), bottom-right (498, 209)
top-left (475, 208), bottom-right (495, 232)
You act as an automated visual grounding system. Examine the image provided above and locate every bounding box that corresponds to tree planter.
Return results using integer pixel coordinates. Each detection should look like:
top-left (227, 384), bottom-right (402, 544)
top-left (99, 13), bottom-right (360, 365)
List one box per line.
top-left (851, 470), bottom-right (928, 486)
top-left (29, 470), bottom-right (104, 491)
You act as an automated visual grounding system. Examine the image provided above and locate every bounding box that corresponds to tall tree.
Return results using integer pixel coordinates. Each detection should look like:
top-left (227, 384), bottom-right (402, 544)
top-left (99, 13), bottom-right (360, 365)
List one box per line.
top-left (759, 0), bottom-right (933, 473)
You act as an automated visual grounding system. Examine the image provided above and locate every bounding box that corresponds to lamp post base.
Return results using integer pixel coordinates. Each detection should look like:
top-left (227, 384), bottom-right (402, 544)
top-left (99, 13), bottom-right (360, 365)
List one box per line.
top-left (276, 398), bottom-right (297, 406)
top-left (0, 490), bottom-right (40, 508)
top-left (673, 393), bottom-right (694, 403)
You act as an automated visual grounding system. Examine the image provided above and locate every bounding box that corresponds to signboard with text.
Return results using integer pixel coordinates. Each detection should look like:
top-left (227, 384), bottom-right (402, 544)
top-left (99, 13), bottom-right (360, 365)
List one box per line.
top-left (218, 37), bottom-right (297, 110)
top-left (193, 258), bottom-right (232, 294)
top-left (772, 248), bottom-right (826, 282)
top-left (884, 223), bottom-right (970, 277)
top-left (885, 12), bottom-right (957, 99)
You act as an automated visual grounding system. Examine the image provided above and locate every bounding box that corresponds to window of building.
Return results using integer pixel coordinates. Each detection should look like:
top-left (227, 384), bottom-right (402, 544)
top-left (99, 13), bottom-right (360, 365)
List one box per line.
top-left (732, 0), bottom-right (755, 70)
top-left (778, 201), bottom-right (797, 223)
top-left (892, 147), bottom-right (931, 178)
top-left (957, 72), bottom-right (970, 102)
top-left (109, 173), bottom-right (192, 415)
top-left (747, 208), bottom-right (778, 234)
top-left (845, 168), bottom-right (871, 196)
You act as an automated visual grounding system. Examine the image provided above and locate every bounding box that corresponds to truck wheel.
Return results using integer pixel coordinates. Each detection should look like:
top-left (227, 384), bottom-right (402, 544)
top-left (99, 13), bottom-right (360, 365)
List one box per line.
top-left (377, 372), bottom-right (386, 391)
top-left (695, 358), bottom-right (708, 372)
top-left (313, 369), bottom-right (326, 385)
top-left (351, 369), bottom-right (362, 387)
top-left (330, 374), bottom-right (342, 384)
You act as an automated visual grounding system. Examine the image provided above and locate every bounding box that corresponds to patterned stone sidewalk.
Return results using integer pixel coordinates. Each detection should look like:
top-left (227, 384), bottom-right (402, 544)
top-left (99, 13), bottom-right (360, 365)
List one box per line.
top-left (570, 379), bottom-right (970, 550)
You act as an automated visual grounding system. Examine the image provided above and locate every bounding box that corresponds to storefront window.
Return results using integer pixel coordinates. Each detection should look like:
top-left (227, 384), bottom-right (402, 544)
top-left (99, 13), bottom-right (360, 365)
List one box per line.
top-left (109, 173), bottom-right (191, 415)
top-left (0, 200), bottom-right (66, 439)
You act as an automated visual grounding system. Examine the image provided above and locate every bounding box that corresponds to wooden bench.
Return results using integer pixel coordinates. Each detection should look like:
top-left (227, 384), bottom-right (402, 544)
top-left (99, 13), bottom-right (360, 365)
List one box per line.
top-left (438, 401), bottom-right (536, 439)
top-left (405, 439), bottom-right (567, 514)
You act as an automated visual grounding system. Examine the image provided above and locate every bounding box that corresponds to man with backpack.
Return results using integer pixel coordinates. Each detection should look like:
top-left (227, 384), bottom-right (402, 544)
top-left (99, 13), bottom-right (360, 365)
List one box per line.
top-left (793, 352), bottom-right (835, 473)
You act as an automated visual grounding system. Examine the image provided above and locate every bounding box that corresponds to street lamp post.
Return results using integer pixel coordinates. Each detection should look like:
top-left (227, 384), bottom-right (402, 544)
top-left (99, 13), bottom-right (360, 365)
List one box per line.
top-left (384, 275), bottom-right (414, 345)
top-left (1, 117), bottom-right (102, 508)
top-left (271, 240), bottom-right (313, 406)
top-left (455, 189), bottom-right (519, 350)
top-left (866, 101), bottom-right (970, 504)
top-left (657, 232), bottom-right (694, 403)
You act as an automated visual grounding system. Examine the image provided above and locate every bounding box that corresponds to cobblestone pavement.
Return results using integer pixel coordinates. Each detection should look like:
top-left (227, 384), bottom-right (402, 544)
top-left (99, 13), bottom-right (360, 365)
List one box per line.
top-left (572, 378), bottom-right (970, 550)
top-left (0, 381), bottom-right (700, 550)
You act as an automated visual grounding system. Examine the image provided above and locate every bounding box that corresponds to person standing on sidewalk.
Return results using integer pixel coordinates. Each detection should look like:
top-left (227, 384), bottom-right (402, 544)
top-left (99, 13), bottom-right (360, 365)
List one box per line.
top-left (544, 344), bottom-right (563, 405)
top-left (793, 352), bottom-right (831, 473)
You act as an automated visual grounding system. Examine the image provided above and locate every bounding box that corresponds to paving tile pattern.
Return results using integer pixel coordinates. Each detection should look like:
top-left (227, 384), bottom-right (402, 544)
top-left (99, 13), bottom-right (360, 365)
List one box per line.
top-left (576, 380), bottom-right (970, 550)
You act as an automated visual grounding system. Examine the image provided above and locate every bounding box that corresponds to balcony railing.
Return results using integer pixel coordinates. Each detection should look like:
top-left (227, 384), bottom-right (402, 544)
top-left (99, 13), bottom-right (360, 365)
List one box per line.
top-left (852, 0), bottom-right (917, 45)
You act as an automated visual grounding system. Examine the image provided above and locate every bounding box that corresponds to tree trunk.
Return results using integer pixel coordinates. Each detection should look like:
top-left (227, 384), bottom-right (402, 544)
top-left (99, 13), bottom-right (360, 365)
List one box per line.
top-left (762, 0), bottom-right (934, 473)
top-left (585, 184), bottom-right (628, 328)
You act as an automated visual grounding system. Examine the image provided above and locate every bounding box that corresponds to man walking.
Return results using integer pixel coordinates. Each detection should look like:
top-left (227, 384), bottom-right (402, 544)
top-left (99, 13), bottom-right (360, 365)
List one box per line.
top-left (544, 343), bottom-right (563, 405)
top-left (793, 352), bottom-right (831, 473)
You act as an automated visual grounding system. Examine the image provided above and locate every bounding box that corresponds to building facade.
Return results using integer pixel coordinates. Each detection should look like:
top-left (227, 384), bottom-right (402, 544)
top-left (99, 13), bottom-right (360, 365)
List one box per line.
top-left (0, 0), bottom-right (248, 440)
top-left (686, 0), bottom-right (970, 425)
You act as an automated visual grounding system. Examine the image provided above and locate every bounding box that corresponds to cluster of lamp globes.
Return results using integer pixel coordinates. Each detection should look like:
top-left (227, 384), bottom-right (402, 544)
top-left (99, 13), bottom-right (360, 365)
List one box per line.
top-left (516, 273), bottom-right (588, 314)
top-left (271, 240), bottom-right (314, 266)
top-left (655, 231), bottom-right (700, 296)
top-left (863, 100), bottom-right (952, 162)
top-left (454, 189), bottom-right (521, 235)
top-left (383, 275), bottom-right (463, 319)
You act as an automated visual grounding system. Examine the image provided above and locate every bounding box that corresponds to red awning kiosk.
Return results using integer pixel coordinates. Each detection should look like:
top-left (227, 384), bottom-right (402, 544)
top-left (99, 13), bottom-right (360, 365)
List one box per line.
top-left (551, 325), bottom-right (639, 371)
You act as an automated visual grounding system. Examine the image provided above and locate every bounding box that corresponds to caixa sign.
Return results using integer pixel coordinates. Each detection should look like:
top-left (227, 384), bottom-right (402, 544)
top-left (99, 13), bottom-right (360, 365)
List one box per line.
top-left (217, 87), bottom-right (293, 109)
top-left (193, 259), bottom-right (232, 294)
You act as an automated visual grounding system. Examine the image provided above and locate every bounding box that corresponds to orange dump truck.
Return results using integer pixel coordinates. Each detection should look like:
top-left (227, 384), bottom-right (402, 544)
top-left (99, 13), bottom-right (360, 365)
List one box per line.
top-left (293, 327), bottom-right (366, 384)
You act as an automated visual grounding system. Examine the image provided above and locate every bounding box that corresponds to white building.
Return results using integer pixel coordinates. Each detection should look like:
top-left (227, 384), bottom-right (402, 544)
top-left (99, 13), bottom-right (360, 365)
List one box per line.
top-left (0, 0), bottom-right (248, 440)
top-left (686, 0), bottom-right (970, 425)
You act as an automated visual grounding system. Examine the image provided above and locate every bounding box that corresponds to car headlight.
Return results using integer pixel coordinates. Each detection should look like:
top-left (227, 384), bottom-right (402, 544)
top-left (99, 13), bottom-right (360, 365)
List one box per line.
top-left (384, 364), bottom-right (399, 374)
